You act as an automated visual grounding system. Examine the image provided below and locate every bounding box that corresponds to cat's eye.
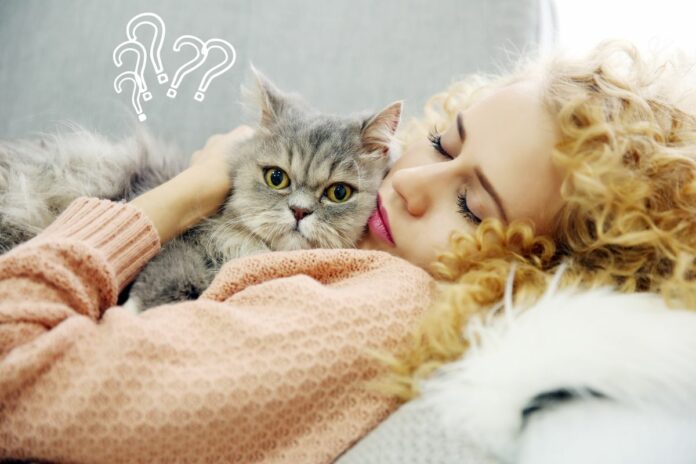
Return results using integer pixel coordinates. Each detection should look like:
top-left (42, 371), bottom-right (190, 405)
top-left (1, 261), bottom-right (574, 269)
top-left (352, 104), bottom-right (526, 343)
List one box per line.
top-left (264, 167), bottom-right (290, 189)
top-left (325, 183), bottom-right (353, 203)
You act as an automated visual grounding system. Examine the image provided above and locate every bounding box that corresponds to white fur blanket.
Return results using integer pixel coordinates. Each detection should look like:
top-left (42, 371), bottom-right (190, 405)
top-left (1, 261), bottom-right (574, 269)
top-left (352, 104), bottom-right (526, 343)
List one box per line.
top-left (338, 284), bottom-right (696, 464)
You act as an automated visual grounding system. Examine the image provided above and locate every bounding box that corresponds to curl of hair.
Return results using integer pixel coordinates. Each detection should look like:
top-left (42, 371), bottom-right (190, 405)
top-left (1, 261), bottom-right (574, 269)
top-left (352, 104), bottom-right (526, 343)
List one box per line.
top-left (368, 40), bottom-right (696, 401)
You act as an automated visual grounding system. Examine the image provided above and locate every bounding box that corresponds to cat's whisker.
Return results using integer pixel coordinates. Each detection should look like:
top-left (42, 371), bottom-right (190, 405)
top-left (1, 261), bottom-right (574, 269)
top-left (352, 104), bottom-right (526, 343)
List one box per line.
top-left (333, 229), bottom-right (357, 248)
top-left (200, 210), bottom-right (278, 260)
top-left (311, 221), bottom-right (355, 249)
top-left (237, 228), bottom-right (263, 256)
top-left (259, 221), bottom-right (288, 248)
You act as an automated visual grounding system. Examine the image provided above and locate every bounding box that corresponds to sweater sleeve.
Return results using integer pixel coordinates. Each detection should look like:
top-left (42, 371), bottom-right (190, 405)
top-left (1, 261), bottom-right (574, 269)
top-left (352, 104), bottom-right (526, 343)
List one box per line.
top-left (0, 196), bottom-right (161, 358)
top-left (0, 197), bottom-right (435, 464)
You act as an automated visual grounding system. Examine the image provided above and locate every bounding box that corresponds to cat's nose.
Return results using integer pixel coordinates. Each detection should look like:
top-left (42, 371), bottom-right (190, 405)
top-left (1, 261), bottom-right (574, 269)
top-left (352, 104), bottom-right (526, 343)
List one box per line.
top-left (291, 206), bottom-right (313, 221)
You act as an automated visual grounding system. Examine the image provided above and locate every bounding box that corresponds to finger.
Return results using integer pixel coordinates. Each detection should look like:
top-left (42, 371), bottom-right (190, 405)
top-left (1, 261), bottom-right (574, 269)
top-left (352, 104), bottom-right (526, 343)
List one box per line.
top-left (207, 134), bottom-right (224, 145)
top-left (229, 125), bottom-right (254, 138)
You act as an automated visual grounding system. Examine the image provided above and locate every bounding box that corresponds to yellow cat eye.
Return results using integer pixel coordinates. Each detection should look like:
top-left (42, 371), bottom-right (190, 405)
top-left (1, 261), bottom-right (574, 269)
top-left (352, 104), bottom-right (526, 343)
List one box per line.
top-left (325, 183), bottom-right (353, 203)
top-left (264, 167), bottom-right (290, 189)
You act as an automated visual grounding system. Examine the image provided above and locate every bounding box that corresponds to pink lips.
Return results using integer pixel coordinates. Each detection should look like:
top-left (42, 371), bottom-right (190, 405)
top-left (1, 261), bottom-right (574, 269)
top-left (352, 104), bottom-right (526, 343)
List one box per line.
top-left (367, 193), bottom-right (395, 246)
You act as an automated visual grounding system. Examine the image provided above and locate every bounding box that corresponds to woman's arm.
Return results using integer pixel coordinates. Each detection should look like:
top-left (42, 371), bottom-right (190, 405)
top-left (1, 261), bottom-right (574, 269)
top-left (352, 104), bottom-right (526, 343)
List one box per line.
top-left (0, 200), bottom-right (434, 463)
top-left (0, 126), bottom-right (252, 353)
top-left (130, 125), bottom-right (253, 244)
top-left (129, 164), bottom-right (228, 244)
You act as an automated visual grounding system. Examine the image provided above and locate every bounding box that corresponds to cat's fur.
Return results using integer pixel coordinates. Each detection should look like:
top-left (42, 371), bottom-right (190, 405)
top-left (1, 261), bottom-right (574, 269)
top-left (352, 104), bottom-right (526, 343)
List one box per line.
top-left (0, 70), bottom-right (402, 312)
top-left (0, 125), bottom-right (185, 252)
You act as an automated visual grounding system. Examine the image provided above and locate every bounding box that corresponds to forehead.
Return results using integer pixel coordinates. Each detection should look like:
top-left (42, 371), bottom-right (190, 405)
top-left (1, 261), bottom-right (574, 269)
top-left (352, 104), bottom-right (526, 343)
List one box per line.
top-left (272, 116), bottom-right (360, 168)
top-left (283, 114), bottom-right (361, 151)
top-left (257, 117), bottom-right (365, 187)
top-left (466, 81), bottom-right (562, 229)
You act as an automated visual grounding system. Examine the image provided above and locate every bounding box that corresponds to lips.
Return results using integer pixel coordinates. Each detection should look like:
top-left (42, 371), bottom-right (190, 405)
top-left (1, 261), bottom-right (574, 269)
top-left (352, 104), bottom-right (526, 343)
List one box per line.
top-left (367, 193), bottom-right (395, 246)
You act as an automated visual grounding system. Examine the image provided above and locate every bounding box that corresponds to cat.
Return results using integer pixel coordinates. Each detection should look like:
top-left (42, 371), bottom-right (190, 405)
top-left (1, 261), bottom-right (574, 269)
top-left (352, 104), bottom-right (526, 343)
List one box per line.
top-left (124, 70), bottom-right (401, 312)
top-left (0, 68), bottom-right (402, 312)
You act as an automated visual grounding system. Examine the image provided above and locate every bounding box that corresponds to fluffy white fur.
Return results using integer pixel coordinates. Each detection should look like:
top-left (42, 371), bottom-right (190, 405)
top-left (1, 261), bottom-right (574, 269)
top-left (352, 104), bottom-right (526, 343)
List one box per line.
top-left (419, 272), bottom-right (696, 463)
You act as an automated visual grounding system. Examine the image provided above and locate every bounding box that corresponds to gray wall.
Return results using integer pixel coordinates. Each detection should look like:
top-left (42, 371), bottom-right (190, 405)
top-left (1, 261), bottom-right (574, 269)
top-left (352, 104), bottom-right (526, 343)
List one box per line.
top-left (0, 0), bottom-right (549, 154)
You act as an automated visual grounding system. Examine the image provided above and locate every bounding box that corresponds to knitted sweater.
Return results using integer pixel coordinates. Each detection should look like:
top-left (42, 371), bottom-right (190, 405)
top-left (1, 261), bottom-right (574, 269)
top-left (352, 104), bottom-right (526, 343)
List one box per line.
top-left (0, 197), bottom-right (435, 463)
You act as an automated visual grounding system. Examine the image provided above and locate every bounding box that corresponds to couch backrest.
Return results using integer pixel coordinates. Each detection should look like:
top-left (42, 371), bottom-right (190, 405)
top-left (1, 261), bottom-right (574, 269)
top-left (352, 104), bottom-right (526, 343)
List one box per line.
top-left (0, 0), bottom-right (552, 154)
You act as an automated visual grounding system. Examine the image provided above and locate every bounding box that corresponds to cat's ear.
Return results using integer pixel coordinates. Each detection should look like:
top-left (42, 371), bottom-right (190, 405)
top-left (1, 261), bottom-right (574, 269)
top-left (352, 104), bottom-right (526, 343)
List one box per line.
top-left (360, 101), bottom-right (403, 156)
top-left (249, 64), bottom-right (291, 127)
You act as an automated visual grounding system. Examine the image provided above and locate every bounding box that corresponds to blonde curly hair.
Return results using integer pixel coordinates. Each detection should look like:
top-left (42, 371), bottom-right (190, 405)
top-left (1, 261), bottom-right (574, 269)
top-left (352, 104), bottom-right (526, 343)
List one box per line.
top-left (372, 40), bottom-right (696, 400)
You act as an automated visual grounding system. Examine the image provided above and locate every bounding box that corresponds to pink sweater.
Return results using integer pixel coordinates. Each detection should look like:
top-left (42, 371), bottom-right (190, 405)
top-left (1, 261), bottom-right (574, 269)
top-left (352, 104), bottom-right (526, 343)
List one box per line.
top-left (0, 197), bottom-right (435, 463)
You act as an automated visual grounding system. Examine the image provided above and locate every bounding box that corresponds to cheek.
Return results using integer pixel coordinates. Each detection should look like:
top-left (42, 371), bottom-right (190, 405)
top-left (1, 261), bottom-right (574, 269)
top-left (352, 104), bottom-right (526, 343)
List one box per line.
top-left (400, 214), bottom-right (466, 270)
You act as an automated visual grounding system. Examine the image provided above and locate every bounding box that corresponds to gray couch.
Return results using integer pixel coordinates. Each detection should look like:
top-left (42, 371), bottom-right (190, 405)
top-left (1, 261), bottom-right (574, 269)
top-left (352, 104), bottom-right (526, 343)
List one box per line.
top-left (0, 0), bottom-right (554, 154)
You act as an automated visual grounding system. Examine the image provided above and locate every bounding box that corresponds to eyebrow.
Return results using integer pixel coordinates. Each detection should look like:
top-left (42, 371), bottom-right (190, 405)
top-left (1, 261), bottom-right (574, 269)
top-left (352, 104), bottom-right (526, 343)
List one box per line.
top-left (457, 113), bottom-right (465, 141)
top-left (457, 113), bottom-right (508, 222)
top-left (474, 167), bottom-right (509, 223)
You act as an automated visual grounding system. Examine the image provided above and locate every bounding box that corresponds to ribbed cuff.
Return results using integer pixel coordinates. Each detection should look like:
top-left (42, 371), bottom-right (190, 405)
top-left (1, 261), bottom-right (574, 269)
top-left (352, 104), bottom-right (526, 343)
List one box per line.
top-left (41, 197), bottom-right (161, 294)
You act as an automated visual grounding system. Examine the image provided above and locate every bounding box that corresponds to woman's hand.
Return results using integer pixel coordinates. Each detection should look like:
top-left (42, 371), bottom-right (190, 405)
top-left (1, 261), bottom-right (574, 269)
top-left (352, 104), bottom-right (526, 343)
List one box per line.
top-left (189, 125), bottom-right (255, 174)
top-left (186, 125), bottom-right (255, 217)
top-left (130, 125), bottom-right (255, 244)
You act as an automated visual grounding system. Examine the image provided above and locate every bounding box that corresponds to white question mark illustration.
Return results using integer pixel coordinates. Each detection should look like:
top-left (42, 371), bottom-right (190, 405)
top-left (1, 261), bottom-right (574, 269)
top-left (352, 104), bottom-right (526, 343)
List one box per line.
top-left (194, 38), bottom-right (237, 102)
top-left (166, 35), bottom-right (208, 98)
top-left (113, 12), bottom-right (238, 120)
top-left (114, 71), bottom-right (147, 121)
top-left (126, 12), bottom-right (168, 84)
top-left (112, 40), bottom-right (152, 101)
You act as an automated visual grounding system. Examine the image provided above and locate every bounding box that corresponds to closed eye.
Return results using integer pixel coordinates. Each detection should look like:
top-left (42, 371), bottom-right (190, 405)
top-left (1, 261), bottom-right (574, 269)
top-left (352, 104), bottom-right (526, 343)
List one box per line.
top-left (427, 129), bottom-right (454, 160)
top-left (458, 191), bottom-right (482, 225)
top-left (428, 128), bottom-right (482, 225)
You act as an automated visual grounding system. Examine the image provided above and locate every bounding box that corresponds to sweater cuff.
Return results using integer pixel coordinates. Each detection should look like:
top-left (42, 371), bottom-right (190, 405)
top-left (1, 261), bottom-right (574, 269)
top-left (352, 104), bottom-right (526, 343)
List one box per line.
top-left (40, 197), bottom-right (161, 293)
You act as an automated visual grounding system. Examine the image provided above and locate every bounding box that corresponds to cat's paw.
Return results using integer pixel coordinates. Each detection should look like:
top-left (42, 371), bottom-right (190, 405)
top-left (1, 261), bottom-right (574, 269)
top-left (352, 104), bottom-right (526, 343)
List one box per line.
top-left (122, 296), bottom-right (145, 315)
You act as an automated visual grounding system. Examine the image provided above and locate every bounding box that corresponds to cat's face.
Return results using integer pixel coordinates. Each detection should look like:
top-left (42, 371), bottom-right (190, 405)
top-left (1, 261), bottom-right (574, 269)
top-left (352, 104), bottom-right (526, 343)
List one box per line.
top-left (222, 69), bottom-right (401, 251)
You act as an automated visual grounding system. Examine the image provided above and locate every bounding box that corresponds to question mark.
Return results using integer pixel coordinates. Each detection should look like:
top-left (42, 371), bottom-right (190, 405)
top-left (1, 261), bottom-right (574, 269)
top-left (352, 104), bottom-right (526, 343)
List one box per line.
top-left (114, 71), bottom-right (147, 121)
top-left (166, 35), bottom-right (207, 99)
top-left (126, 12), bottom-right (168, 84)
top-left (194, 38), bottom-right (237, 102)
top-left (113, 40), bottom-right (152, 101)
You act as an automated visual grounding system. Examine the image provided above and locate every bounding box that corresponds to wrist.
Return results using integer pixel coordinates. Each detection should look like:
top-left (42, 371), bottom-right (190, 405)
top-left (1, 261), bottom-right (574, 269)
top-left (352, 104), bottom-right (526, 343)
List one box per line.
top-left (177, 165), bottom-right (231, 228)
top-left (129, 166), bottom-right (230, 244)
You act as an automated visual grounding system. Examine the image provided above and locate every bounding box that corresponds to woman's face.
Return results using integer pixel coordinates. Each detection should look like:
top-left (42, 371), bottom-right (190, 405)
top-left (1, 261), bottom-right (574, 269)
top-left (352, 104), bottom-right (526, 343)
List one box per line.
top-left (357, 80), bottom-right (565, 270)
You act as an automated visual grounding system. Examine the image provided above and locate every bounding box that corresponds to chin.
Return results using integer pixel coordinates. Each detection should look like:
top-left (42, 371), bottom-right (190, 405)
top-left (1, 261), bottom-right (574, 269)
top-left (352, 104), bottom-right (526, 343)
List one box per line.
top-left (273, 228), bottom-right (312, 250)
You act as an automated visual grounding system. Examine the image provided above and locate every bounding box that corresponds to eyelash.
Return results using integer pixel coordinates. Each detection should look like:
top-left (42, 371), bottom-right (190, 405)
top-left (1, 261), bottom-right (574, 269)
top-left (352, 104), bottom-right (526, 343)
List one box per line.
top-left (427, 129), bottom-right (453, 159)
top-left (427, 127), bottom-right (482, 225)
top-left (458, 192), bottom-right (482, 225)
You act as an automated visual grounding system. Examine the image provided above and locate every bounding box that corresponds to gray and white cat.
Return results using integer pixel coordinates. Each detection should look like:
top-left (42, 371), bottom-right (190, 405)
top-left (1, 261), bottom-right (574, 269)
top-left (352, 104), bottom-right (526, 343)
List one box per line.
top-left (126, 71), bottom-right (401, 311)
top-left (0, 70), bottom-right (402, 312)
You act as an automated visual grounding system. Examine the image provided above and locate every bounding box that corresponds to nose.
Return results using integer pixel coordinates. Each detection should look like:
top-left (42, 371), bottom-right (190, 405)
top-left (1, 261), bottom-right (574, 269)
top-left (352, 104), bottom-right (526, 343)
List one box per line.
top-left (390, 163), bottom-right (449, 217)
top-left (291, 206), bottom-right (313, 221)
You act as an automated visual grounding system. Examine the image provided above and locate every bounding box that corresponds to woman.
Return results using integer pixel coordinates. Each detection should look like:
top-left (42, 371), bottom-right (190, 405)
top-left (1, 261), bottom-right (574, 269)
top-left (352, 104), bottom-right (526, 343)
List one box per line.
top-left (1, 40), bottom-right (695, 463)
top-left (344, 40), bottom-right (696, 463)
